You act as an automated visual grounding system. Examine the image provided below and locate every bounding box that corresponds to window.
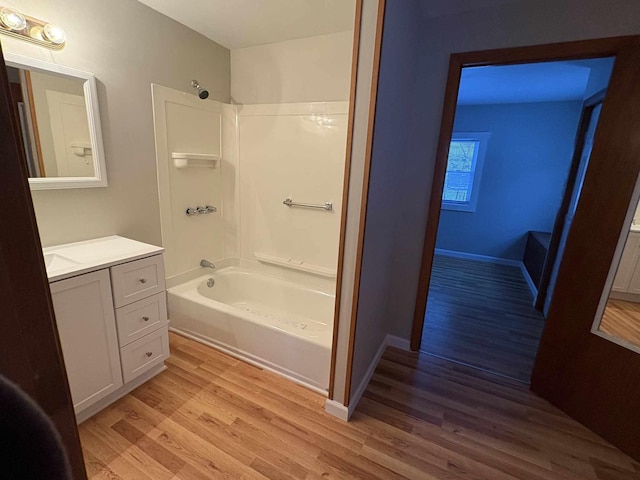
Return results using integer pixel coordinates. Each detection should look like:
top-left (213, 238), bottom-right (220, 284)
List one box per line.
top-left (442, 132), bottom-right (490, 212)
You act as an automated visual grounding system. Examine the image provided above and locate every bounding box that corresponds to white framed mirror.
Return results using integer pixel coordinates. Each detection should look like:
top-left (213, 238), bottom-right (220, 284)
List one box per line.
top-left (4, 53), bottom-right (107, 190)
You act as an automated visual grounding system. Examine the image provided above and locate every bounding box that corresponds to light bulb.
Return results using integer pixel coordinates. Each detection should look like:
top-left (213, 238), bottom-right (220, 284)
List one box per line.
top-left (43, 23), bottom-right (66, 44)
top-left (29, 25), bottom-right (44, 41)
top-left (0, 8), bottom-right (27, 31)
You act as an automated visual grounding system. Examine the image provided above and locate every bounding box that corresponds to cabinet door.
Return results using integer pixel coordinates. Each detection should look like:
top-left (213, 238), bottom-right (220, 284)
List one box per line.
top-left (50, 269), bottom-right (122, 415)
top-left (612, 233), bottom-right (640, 292)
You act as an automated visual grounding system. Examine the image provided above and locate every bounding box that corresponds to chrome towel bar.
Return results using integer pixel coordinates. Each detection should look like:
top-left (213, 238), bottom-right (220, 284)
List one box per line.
top-left (283, 197), bottom-right (333, 211)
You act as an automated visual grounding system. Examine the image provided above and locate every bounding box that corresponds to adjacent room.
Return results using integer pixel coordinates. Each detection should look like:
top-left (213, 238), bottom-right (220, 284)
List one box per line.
top-left (421, 58), bottom-right (614, 382)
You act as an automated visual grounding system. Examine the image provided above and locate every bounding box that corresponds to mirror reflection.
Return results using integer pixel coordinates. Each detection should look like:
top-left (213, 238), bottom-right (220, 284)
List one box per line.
top-left (597, 197), bottom-right (640, 348)
top-left (6, 66), bottom-right (94, 178)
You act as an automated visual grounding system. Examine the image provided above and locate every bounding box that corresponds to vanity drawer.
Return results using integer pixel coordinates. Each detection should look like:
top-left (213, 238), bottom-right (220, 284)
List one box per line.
top-left (120, 326), bottom-right (169, 384)
top-left (115, 292), bottom-right (168, 347)
top-left (111, 255), bottom-right (166, 307)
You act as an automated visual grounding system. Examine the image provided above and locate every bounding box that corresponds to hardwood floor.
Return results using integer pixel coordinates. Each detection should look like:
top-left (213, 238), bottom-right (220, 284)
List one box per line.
top-left (79, 332), bottom-right (640, 480)
top-left (421, 255), bottom-right (545, 383)
top-left (601, 298), bottom-right (640, 346)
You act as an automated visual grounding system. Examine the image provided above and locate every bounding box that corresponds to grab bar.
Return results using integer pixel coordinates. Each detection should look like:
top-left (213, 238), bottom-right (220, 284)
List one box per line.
top-left (283, 197), bottom-right (333, 211)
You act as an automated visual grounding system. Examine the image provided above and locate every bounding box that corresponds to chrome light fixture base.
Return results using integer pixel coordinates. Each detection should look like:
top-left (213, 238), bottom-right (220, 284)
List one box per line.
top-left (0, 6), bottom-right (66, 50)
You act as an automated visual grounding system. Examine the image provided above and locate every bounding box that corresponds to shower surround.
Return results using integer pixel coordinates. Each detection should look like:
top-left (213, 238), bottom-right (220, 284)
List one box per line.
top-left (152, 84), bottom-right (348, 391)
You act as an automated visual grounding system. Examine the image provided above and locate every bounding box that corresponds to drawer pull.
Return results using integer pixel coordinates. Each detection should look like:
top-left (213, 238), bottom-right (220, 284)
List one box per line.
top-left (145, 351), bottom-right (153, 357)
top-left (139, 278), bottom-right (147, 284)
top-left (142, 316), bottom-right (150, 322)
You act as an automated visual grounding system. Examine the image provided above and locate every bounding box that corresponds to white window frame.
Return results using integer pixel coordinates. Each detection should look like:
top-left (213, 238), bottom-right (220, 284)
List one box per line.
top-left (441, 132), bottom-right (490, 213)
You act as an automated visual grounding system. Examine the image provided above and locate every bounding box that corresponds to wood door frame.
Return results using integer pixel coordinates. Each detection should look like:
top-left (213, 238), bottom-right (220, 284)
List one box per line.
top-left (410, 36), bottom-right (640, 351)
top-left (0, 47), bottom-right (87, 477)
top-left (328, 0), bottom-right (363, 400)
top-left (328, 0), bottom-right (386, 403)
top-left (535, 88), bottom-right (607, 311)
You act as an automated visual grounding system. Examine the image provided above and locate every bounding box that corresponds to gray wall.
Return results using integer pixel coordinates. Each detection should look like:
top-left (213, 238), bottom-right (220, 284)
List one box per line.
top-left (2, 0), bottom-right (230, 247)
top-left (355, 0), bottom-right (640, 370)
top-left (349, 0), bottom-right (422, 399)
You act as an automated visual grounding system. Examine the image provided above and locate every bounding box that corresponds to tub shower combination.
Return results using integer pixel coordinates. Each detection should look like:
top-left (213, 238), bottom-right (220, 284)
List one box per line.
top-left (153, 88), bottom-right (347, 394)
top-left (168, 266), bottom-right (335, 392)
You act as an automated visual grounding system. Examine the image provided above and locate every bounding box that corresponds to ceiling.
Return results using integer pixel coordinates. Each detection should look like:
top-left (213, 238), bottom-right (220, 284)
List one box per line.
top-left (136, 0), bottom-right (356, 49)
top-left (457, 59), bottom-right (613, 105)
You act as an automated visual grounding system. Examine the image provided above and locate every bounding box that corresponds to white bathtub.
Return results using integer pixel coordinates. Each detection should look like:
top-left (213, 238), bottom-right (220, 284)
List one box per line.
top-left (167, 266), bottom-right (334, 392)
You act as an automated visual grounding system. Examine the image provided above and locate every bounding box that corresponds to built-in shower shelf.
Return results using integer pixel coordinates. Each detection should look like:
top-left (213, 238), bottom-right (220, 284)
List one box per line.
top-left (254, 252), bottom-right (337, 278)
top-left (171, 152), bottom-right (219, 169)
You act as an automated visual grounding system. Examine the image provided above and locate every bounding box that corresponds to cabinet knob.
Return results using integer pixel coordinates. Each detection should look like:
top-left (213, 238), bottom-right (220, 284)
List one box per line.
top-left (142, 316), bottom-right (150, 322)
top-left (145, 352), bottom-right (153, 357)
top-left (139, 278), bottom-right (147, 284)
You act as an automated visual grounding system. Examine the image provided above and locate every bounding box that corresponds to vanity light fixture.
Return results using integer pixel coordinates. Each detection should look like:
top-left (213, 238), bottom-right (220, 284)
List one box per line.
top-left (0, 7), bottom-right (66, 50)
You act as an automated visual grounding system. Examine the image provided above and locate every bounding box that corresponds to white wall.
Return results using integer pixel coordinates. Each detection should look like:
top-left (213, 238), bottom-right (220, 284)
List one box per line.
top-left (1, 0), bottom-right (230, 247)
top-left (360, 0), bottom-right (640, 350)
top-left (231, 31), bottom-right (353, 105)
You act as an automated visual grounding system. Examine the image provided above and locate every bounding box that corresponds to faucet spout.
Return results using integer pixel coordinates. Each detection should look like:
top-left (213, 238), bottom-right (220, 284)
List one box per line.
top-left (200, 259), bottom-right (216, 269)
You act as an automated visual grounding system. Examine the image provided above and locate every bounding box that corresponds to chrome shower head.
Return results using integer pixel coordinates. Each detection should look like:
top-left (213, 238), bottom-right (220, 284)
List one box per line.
top-left (191, 79), bottom-right (209, 99)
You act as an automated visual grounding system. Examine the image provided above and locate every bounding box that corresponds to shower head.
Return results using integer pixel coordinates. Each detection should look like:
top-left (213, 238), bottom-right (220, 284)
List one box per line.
top-left (191, 79), bottom-right (209, 100)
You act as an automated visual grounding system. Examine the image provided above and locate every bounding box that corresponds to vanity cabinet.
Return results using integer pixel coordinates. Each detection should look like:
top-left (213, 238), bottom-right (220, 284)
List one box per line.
top-left (50, 269), bottom-right (123, 414)
top-left (46, 236), bottom-right (170, 423)
top-left (612, 232), bottom-right (640, 293)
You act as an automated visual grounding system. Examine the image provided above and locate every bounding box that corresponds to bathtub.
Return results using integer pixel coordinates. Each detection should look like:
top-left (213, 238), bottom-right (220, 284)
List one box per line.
top-left (167, 266), bottom-right (334, 392)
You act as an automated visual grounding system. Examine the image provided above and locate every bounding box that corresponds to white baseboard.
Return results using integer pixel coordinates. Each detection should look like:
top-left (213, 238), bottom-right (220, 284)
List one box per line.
top-left (610, 290), bottom-right (640, 302)
top-left (436, 248), bottom-right (538, 299)
top-left (324, 399), bottom-right (350, 421)
top-left (325, 333), bottom-right (411, 421)
top-left (435, 248), bottom-right (522, 267)
top-left (519, 263), bottom-right (538, 299)
top-left (386, 334), bottom-right (411, 351)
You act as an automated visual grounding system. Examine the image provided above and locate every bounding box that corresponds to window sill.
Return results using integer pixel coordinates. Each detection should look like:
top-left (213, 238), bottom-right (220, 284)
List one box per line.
top-left (442, 202), bottom-right (477, 213)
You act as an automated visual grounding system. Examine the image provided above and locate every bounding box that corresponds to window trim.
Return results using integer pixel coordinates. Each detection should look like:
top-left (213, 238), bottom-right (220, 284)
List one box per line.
top-left (441, 131), bottom-right (490, 213)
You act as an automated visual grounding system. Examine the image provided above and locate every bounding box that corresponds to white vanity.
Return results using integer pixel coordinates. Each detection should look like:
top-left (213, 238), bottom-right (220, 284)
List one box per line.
top-left (612, 226), bottom-right (640, 297)
top-left (44, 236), bottom-right (169, 423)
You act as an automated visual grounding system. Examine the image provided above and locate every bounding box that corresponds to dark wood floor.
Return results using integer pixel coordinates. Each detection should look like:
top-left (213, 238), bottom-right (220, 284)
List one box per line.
top-left (601, 298), bottom-right (640, 347)
top-left (79, 333), bottom-right (640, 479)
top-left (421, 255), bottom-right (545, 383)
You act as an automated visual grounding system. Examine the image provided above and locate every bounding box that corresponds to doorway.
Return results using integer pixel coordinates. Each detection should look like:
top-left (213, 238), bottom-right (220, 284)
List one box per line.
top-left (419, 58), bottom-right (613, 383)
top-left (411, 36), bottom-right (640, 460)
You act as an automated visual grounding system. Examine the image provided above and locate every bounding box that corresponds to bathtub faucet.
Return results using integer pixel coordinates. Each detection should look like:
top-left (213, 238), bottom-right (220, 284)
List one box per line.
top-left (200, 259), bottom-right (216, 269)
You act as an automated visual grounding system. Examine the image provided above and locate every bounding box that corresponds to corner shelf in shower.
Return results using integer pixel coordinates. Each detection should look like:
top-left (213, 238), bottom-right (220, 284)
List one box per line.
top-left (171, 152), bottom-right (219, 169)
top-left (254, 252), bottom-right (337, 278)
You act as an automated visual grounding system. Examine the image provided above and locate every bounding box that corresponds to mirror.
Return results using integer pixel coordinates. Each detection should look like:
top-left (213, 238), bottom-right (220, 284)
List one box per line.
top-left (4, 53), bottom-right (107, 190)
top-left (593, 192), bottom-right (640, 352)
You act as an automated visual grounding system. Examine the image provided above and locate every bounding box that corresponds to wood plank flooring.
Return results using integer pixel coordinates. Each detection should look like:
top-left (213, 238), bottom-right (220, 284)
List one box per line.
top-left (79, 332), bottom-right (640, 480)
top-left (421, 255), bottom-right (545, 383)
top-left (601, 298), bottom-right (640, 346)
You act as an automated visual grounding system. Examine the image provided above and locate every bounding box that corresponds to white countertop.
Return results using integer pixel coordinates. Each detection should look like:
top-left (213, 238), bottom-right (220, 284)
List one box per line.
top-left (44, 235), bottom-right (164, 282)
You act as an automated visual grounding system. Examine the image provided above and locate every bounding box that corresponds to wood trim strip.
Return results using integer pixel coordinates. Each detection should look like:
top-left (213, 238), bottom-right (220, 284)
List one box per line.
top-left (410, 35), bottom-right (640, 351)
top-left (23, 70), bottom-right (46, 176)
top-left (343, 0), bottom-right (386, 407)
top-left (328, 0), bottom-right (363, 400)
top-left (410, 56), bottom-right (463, 351)
top-left (535, 89), bottom-right (606, 310)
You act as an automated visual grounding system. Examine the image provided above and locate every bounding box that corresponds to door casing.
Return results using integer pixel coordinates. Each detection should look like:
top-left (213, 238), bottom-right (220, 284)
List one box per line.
top-left (410, 35), bottom-right (640, 460)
